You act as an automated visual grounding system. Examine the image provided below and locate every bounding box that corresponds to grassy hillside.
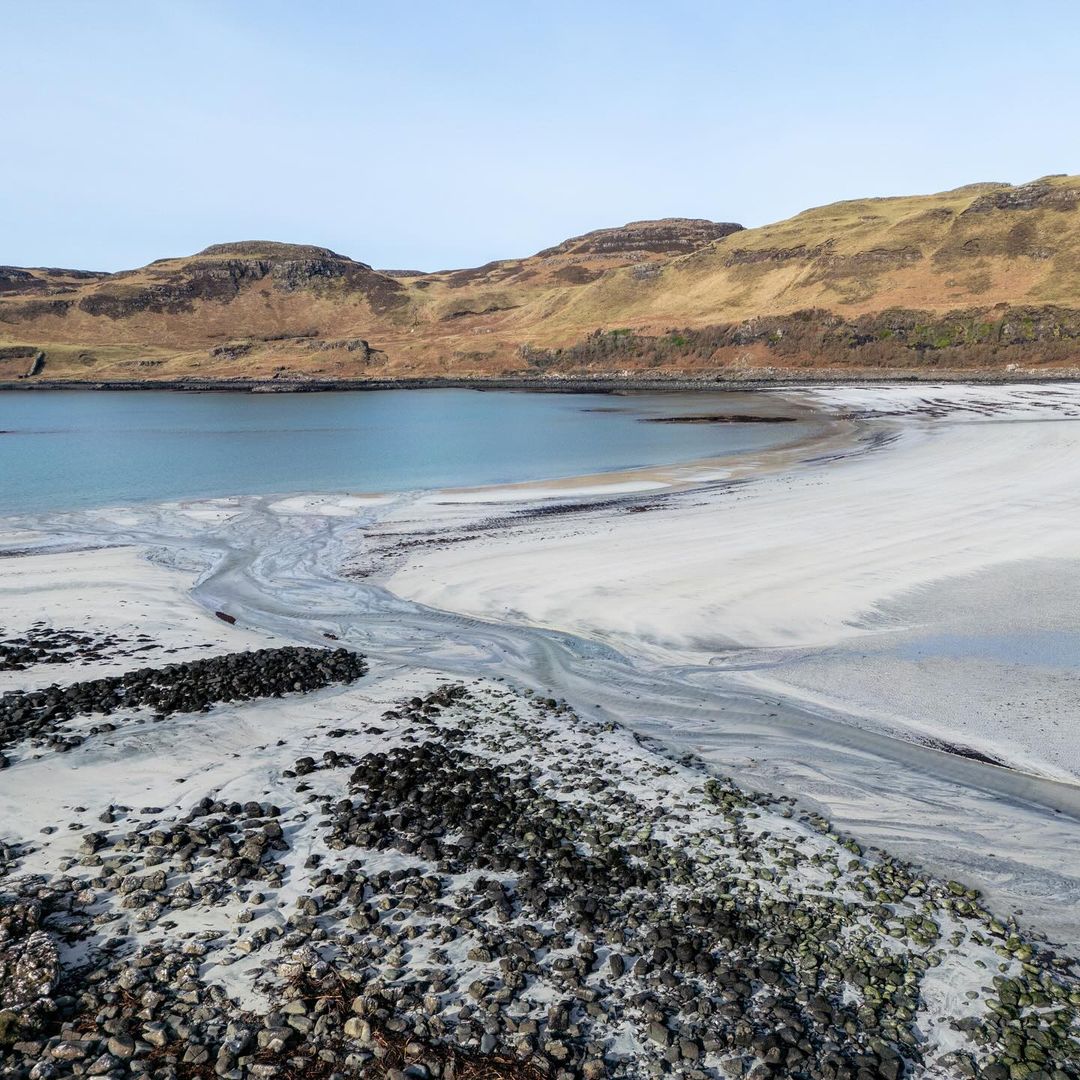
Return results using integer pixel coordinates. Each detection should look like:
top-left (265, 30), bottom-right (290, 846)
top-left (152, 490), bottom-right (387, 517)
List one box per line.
top-left (3, 177), bottom-right (1080, 382)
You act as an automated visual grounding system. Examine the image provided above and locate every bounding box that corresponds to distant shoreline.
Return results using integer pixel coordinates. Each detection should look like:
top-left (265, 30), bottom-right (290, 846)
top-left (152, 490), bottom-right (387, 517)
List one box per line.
top-left (2, 371), bottom-right (1080, 393)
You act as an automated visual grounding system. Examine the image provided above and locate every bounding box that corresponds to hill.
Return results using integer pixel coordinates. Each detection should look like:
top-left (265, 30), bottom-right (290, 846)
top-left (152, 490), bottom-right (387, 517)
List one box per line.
top-left (4, 177), bottom-right (1080, 383)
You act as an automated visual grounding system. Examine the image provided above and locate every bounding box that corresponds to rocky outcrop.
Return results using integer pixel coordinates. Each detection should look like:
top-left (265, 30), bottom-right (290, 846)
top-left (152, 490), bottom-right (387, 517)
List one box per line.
top-left (441, 303), bottom-right (520, 320)
top-left (537, 218), bottom-right (744, 259)
top-left (312, 337), bottom-right (378, 354)
top-left (0, 269), bottom-right (37, 295)
top-left (208, 341), bottom-right (255, 361)
top-left (208, 337), bottom-right (384, 364)
top-left (962, 178), bottom-right (1080, 214)
top-left (725, 243), bottom-right (926, 282)
top-left (812, 246), bottom-right (924, 277)
top-left (49, 252), bottom-right (408, 321)
top-left (270, 258), bottom-right (349, 292)
top-left (522, 305), bottom-right (1080, 373)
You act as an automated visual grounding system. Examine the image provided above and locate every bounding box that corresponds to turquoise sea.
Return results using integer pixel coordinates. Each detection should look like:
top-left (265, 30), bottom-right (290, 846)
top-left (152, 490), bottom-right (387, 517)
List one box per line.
top-left (0, 389), bottom-right (816, 514)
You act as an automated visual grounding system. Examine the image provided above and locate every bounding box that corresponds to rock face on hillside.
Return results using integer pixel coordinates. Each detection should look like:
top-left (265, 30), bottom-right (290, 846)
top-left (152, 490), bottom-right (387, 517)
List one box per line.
top-left (962, 178), bottom-right (1080, 214)
top-left (537, 218), bottom-right (744, 258)
top-left (519, 305), bottom-right (1080, 376)
top-left (195, 241), bottom-right (354, 260)
top-left (0, 243), bottom-right (406, 325)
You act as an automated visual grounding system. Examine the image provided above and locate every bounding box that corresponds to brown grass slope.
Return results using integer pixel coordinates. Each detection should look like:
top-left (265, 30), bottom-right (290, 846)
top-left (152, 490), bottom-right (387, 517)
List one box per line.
top-left (3, 177), bottom-right (1080, 383)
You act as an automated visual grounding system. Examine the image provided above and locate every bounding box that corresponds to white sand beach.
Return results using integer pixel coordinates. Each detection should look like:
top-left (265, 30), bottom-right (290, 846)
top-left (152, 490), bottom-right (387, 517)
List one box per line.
top-left (385, 385), bottom-right (1080, 782)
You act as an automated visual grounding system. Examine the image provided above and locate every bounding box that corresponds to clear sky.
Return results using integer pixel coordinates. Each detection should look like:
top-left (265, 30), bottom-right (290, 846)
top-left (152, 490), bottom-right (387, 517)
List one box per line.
top-left (5, 0), bottom-right (1079, 272)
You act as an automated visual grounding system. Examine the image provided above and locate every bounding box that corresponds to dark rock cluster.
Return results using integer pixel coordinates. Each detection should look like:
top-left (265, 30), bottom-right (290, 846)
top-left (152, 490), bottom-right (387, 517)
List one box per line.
top-left (0, 646), bottom-right (367, 759)
top-left (962, 181), bottom-right (1080, 215)
top-left (0, 891), bottom-right (61, 1045)
top-left (297, 696), bottom-right (919, 1077)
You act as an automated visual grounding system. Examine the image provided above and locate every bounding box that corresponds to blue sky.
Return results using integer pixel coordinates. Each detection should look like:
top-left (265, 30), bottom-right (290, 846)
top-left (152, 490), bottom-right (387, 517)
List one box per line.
top-left (5, 0), bottom-right (1079, 272)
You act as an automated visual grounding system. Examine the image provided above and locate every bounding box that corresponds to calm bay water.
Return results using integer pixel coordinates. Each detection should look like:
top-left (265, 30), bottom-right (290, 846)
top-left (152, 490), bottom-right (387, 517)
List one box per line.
top-left (0, 389), bottom-right (817, 515)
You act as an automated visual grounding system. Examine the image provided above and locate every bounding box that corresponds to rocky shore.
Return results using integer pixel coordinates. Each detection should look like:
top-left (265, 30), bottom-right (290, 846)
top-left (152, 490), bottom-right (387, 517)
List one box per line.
top-left (1, 635), bottom-right (1077, 1080)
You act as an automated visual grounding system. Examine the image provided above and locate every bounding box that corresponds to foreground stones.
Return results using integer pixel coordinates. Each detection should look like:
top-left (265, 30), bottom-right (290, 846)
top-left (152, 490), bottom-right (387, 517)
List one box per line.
top-left (0, 676), bottom-right (1076, 1080)
top-left (0, 895), bottom-right (60, 1045)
